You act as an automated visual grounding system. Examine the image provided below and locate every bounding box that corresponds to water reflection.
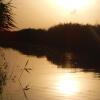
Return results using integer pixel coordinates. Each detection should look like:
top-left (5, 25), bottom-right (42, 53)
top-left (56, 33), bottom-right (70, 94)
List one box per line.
top-left (0, 49), bottom-right (7, 96)
top-left (2, 45), bottom-right (100, 74)
top-left (55, 73), bottom-right (80, 95)
top-left (0, 48), bottom-right (100, 100)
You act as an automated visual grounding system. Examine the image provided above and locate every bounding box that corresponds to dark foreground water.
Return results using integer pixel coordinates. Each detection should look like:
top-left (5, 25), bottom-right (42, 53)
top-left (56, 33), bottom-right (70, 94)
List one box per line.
top-left (0, 48), bottom-right (100, 100)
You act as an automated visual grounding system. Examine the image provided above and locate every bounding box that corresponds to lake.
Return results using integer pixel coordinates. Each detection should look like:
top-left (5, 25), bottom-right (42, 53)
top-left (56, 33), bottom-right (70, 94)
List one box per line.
top-left (0, 48), bottom-right (100, 100)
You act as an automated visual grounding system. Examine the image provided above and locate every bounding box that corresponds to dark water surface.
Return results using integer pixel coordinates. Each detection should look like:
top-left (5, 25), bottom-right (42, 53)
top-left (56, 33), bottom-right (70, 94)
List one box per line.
top-left (0, 48), bottom-right (100, 100)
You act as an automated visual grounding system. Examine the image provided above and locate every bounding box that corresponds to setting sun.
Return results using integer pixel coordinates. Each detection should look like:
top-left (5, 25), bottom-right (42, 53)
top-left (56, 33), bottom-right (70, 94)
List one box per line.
top-left (54, 0), bottom-right (90, 11)
top-left (11, 0), bottom-right (99, 29)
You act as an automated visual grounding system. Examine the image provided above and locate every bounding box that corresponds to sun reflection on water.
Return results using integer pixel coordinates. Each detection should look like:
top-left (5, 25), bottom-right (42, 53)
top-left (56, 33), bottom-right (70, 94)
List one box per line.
top-left (55, 73), bottom-right (81, 95)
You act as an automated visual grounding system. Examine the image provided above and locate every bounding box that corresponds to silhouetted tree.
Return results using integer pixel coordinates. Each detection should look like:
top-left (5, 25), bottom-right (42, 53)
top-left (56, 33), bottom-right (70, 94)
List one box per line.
top-left (0, 0), bottom-right (15, 31)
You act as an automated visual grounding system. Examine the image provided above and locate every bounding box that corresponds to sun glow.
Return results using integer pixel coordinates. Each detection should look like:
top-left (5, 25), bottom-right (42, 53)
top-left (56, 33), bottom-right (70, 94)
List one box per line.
top-left (54, 0), bottom-right (90, 11)
top-left (56, 74), bottom-right (80, 95)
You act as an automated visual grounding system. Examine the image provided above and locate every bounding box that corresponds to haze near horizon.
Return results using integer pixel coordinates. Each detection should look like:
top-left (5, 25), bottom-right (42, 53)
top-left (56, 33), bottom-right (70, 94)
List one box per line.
top-left (12, 0), bottom-right (100, 30)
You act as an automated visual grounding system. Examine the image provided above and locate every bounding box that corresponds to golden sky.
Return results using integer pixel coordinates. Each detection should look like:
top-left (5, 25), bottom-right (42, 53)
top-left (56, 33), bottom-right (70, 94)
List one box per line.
top-left (12, 0), bottom-right (100, 30)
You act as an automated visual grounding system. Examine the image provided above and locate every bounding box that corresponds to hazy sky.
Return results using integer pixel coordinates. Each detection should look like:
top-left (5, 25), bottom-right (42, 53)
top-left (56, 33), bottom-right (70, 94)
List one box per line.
top-left (11, 0), bottom-right (100, 30)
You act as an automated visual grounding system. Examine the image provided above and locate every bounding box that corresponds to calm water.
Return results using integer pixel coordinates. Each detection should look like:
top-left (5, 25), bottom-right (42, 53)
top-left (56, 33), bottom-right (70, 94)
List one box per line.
top-left (0, 48), bottom-right (100, 100)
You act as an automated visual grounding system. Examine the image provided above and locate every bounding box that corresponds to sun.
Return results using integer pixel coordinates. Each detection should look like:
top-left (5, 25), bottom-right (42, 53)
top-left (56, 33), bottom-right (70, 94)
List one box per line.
top-left (54, 0), bottom-right (89, 11)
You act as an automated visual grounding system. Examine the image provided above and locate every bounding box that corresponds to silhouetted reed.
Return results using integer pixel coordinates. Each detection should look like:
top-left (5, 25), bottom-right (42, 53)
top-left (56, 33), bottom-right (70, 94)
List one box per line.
top-left (0, 0), bottom-right (16, 31)
top-left (0, 48), bottom-right (8, 100)
top-left (18, 59), bottom-right (32, 100)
